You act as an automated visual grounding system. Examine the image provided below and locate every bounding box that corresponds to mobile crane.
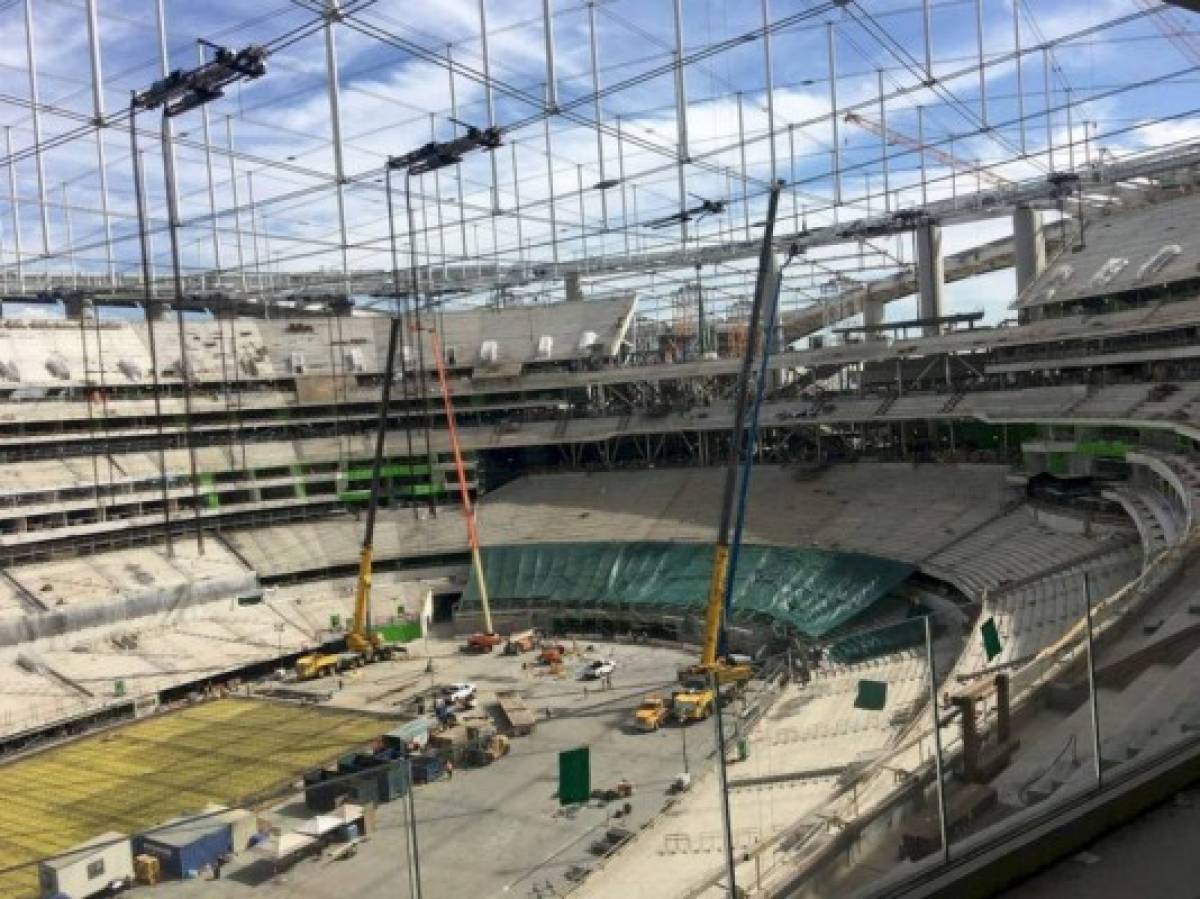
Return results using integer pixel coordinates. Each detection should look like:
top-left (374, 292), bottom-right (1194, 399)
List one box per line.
top-left (678, 184), bottom-right (785, 692)
top-left (296, 318), bottom-right (405, 681)
top-left (424, 327), bottom-right (498, 650)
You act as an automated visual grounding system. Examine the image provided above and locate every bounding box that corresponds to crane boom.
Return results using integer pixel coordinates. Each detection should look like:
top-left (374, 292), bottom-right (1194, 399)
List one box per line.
top-left (346, 315), bottom-right (402, 656)
top-left (844, 111), bottom-right (1010, 188)
top-left (428, 328), bottom-right (494, 635)
top-left (696, 182), bottom-right (782, 676)
top-left (1134, 0), bottom-right (1200, 67)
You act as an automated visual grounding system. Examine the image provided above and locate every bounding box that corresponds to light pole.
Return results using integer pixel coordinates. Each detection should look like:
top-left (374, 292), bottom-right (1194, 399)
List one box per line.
top-left (132, 42), bottom-right (268, 557)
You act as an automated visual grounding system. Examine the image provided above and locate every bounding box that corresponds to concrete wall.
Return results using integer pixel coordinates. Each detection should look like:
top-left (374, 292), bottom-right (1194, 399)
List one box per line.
top-left (0, 572), bottom-right (258, 650)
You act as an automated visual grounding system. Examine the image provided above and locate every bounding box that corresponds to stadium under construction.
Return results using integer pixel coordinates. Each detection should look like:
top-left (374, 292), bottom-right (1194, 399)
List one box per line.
top-left (2, 1), bottom-right (1200, 898)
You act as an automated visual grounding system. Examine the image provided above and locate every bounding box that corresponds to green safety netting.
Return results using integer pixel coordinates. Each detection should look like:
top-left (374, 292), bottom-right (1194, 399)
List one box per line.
top-left (460, 542), bottom-right (913, 639)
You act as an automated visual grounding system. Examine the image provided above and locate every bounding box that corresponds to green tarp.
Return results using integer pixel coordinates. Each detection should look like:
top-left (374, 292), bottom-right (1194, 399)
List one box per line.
top-left (460, 541), bottom-right (913, 639)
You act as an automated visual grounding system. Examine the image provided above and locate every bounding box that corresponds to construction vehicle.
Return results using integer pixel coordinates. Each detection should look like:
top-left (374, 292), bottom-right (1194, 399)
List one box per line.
top-left (294, 318), bottom-right (407, 682)
top-left (463, 632), bottom-right (503, 654)
top-left (538, 643), bottom-right (567, 665)
top-left (464, 723), bottom-right (510, 766)
top-left (496, 690), bottom-right (537, 736)
top-left (295, 653), bottom-right (341, 681)
top-left (295, 648), bottom-right (380, 681)
top-left (427, 327), bottom-right (499, 652)
top-left (671, 686), bottom-right (714, 723)
top-left (502, 634), bottom-right (535, 655)
top-left (501, 630), bottom-right (537, 655)
top-left (633, 695), bottom-right (670, 731)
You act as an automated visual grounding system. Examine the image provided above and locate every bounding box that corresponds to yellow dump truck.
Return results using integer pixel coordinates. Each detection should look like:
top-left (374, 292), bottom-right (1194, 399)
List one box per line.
top-left (295, 653), bottom-right (341, 681)
top-left (671, 687), bottom-right (714, 723)
top-left (633, 695), bottom-right (670, 731)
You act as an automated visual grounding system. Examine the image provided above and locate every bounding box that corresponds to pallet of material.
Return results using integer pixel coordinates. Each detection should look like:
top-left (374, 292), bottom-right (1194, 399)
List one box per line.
top-left (495, 690), bottom-right (537, 736)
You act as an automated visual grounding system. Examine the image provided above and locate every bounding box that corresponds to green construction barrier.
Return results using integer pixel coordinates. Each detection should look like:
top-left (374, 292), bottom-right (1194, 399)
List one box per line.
top-left (460, 541), bottom-right (913, 639)
top-left (1046, 452), bottom-right (1070, 475)
top-left (345, 463), bottom-right (432, 481)
top-left (1076, 439), bottom-right (1132, 459)
top-left (374, 620), bottom-right (422, 643)
top-left (197, 472), bottom-right (218, 509)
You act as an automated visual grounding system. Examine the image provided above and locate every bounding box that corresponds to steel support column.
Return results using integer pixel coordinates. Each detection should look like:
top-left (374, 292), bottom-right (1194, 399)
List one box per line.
top-left (616, 116), bottom-right (629, 257)
top-left (325, 0), bottom-right (351, 289)
top-left (5, 128), bottom-right (24, 292)
top-left (225, 117), bottom-right (248, 294)
top-left (587, 1), bottom-right (607, 227)
top-left (478, 0), bottom-right (501, 214)
top-left (23, 0), bottom-right (50, 257)
top-left (922, 0), bottom-right (934, 83)
top-left (671, 0), bottom-right (689, 244)
top-left (542, 0), bottom-right (558, 111)
top-left (153, 0), bottom-right (178, 215)
top-left (1043, 48), bottom-right (1054, 171)
top-left (976, 0), bottom-right (987, 126)
top-left (1014, 1), bottom-right (1026, 155)
top-left (827, 22), bottom-right (842, 206)
top-left (544, 83), bottom-right (559, 264)
top-left (197, 44), bottom-right (222, 281)
top-left (737, 93), bottom-right (749, 240)
top-left (878, 70), bottom-right (890, 212)
top-left (448, 44), bottom-right (468, 266)
top-left (85, 0), bottom-right (115, 284)
top-left (510, 141), bottom-right (523, 263)
top-left (761, 0), bottom-right (776, 179)
top-left (62, 183), bottom-right (76, 287)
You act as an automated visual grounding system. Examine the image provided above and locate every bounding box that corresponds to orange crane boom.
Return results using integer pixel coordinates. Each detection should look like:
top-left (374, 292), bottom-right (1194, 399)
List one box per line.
top-left (427, 328), bottom-right (494, 635)
top-left (844, 111), bottom-right (1010, 188)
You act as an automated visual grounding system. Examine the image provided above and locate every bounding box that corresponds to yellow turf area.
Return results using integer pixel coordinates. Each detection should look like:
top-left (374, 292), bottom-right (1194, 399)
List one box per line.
top-left (0, 698), bottom-right (386, 896)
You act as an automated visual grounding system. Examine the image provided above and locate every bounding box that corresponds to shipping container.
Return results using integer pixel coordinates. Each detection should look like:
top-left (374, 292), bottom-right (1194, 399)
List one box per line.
top-left (202, 805), bottom-right (259, 853)
top-left (38, 832), bottom-right (134, 899)
top-left (134, 814), bottom-right (233, 880)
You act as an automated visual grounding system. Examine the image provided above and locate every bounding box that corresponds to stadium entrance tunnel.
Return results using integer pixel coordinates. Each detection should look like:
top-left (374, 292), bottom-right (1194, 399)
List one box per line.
top-left (457, 542), bottom-right (916, 650)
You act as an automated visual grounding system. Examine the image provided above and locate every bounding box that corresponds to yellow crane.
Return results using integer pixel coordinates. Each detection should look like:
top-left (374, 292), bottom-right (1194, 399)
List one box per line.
top-left (681, 187), bottom-right (787, 689)
top-left (296, 318), bottom-right (405, 680)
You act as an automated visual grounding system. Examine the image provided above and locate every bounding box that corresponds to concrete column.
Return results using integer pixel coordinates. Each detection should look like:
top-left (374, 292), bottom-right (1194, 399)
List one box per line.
top-left (1013, 205), bottom-right (1046, 294)
top-left (564, 271), bottom-right (583, 301)
top-left (63, 294), bottom-right (95, 322)
top-left (916, 220), bottom-right (944, 336)
top-left (863, 294), bottom-right (885, 339)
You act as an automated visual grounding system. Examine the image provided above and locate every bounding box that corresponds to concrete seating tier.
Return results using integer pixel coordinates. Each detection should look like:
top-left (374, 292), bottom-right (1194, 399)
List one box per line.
top-left (922, 506), bottom-right (1104, 600)
top-left (0, 298), bottom-right (635, 388)
top-left (1102, 486), bottom-right (1180, 561)
top-left (951, 543), bottom-right (1141, 676)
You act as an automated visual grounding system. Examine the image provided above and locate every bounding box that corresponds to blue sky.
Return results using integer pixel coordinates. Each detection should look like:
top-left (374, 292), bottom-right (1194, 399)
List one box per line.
top-left (0, 0), bottom-right (1195, 327)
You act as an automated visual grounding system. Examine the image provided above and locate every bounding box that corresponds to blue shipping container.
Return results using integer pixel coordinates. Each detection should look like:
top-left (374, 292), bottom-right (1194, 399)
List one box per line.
top-left (134, 819), bottom-right (232, 880)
